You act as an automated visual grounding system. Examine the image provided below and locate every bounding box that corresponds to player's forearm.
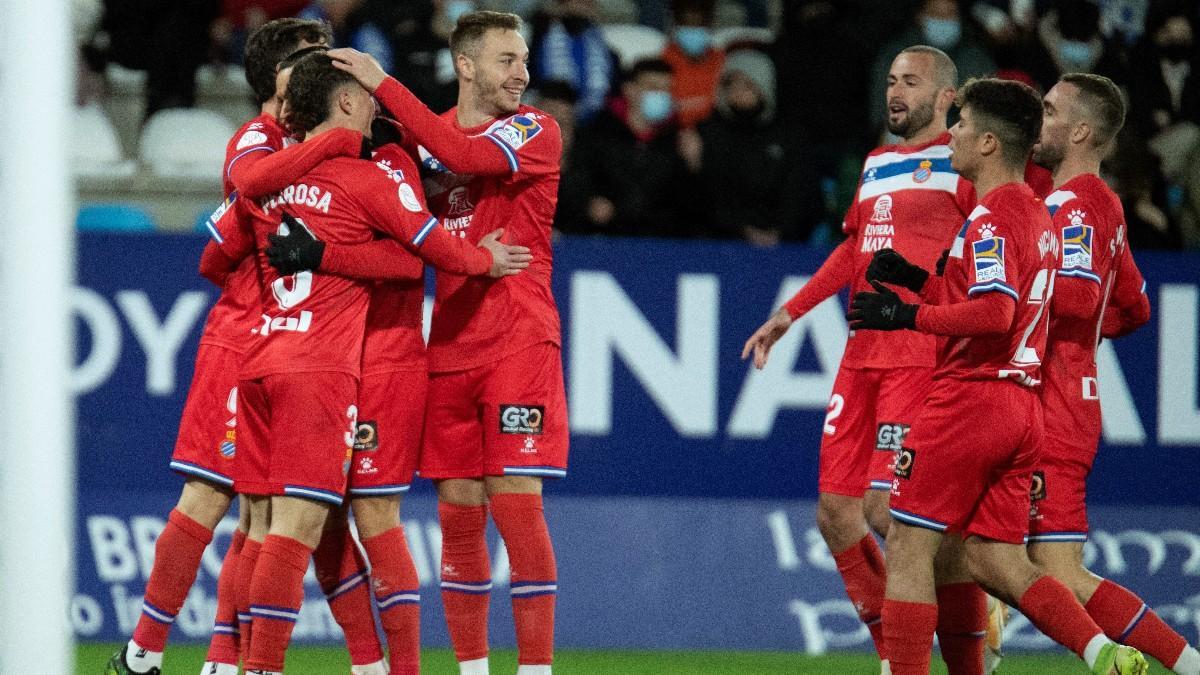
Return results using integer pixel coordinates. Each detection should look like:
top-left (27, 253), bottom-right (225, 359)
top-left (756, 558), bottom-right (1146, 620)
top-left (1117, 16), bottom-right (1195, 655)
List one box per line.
top-left (1101, 293), bottom-right (1151, 338)
top-left (1050, 275), bottom-right (1100, 320)
top-left (783, 239), bottom-right (856, 319)
top-left (321, 239), bottom-right (423, 281)
top-left (230, 128), bottom-right (362, 198)
top-left (914, 293), bottom-right (1015, 336)
top-left (198, 240), bottom-right (237, 287)
top-left (919, 275), bottom-right (945, 304)
top-left (374, 77), bottom-right (513, 176)
top-left (412, 225), bottom-right (491, 276)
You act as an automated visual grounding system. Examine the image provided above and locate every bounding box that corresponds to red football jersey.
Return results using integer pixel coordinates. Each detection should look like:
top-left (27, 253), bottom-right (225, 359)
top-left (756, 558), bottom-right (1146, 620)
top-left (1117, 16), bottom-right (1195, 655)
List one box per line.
top-left (199, 114), bottom-right (289, 353)
top-left (419, 105), bottom-right (563, 372)
top-left (239, 143), bottom-right (486, 380)
top-left (842, 132), bottom-right (975, 369)
top-left (1041, 174), bottom-right (1127, 447)
top-left (935, 182), bottom-right (1058, 385)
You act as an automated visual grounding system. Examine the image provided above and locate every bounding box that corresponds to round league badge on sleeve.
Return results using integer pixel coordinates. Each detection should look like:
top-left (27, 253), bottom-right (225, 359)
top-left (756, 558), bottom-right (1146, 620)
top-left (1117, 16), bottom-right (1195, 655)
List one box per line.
top-left (398, 183), bottom-right (422, 212)
top-left (236, 130), bottom-right (268, 150)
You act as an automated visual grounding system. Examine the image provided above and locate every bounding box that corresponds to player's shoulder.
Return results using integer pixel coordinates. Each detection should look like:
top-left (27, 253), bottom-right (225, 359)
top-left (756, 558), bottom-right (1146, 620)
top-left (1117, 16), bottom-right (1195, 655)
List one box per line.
top-left (1047, 174), bottom-right (1120, 230)
top-left (229, 114), bottom-right (285, 153)
top-left (487, 106), bottom-right (561, 150)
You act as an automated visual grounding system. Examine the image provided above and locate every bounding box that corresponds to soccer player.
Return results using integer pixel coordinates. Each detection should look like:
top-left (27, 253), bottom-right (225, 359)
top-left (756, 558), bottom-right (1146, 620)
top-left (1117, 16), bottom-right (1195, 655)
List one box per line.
top-left (105, 19), bottom-right (393, 675)
top-left (1029, 73), bottom-right (1200, 675)
top-left (853, 77), bottom-right (1147, 675)
top-left (233, 51), bottom-right (528, 675)
top-left (329, 11), bottom-right (566, 674)
top-left (741, 45), bottom-right (986, 666)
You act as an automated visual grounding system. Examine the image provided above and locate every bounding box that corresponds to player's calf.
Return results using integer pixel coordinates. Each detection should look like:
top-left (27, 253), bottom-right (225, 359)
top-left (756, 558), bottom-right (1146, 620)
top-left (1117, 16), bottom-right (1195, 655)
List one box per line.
top-left (488, 486), bottom-right (557, 671)
top-left (356, 495), bottom-right (422, 675)
top-left (313, 511), bottom-right (385, 670)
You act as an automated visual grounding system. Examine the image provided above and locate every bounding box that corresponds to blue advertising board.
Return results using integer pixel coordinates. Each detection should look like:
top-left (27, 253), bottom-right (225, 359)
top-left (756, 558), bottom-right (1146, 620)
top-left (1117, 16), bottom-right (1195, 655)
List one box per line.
top-left (74, 233), bottom-right (1200, 646)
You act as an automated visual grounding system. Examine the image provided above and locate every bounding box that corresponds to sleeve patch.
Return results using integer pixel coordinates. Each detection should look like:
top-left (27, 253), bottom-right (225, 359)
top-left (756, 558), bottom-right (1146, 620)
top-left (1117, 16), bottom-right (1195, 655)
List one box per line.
top-left (398, 182), bottom-right (422, 212)
top-left (972, 236), bottom-right (1006, 283)
top-left (236, 130), bottom-right (269, 150)
top-left (1061, 224), bottom-right (1094, 271)
top-left (490, 115), bottom-right (543, 150)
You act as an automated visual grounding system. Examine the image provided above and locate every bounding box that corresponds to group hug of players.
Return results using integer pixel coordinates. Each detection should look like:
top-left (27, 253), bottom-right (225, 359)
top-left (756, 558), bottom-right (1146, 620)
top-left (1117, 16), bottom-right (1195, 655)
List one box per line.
top-left (743, 46), bottom-right (1198, 675)
top-left (110, 11), bottom-right (567, 675)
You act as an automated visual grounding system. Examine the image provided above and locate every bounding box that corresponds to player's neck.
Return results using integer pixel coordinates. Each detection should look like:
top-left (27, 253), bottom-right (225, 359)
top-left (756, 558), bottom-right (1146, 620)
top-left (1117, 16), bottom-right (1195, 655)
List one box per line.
top-left (901, 122), bottom-right (947, 148)
top-left (973, 163), bottom-right (1026, 199)
top-left (309, 119), bottom-right (358, 139)
top-left (1051, 154), bottom-right (1101, 189)
top-left (455, 93), bottom-right (499, 129)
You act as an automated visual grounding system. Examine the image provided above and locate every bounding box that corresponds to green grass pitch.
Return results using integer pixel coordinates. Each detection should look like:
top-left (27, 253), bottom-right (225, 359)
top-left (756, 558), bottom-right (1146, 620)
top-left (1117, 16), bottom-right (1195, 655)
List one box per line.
top-left (78, 643), bottom-right (1173, 673)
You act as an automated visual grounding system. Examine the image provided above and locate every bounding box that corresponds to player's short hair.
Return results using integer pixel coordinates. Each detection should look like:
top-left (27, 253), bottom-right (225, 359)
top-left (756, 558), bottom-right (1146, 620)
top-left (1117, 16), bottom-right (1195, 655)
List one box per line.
top-left (626, 58), bottom-right (673, 84)
top-left (449, 10), bottom-right (523, 59)
top-left (956, 77), bottom-right (1043, 166)
top-left (278, 44), bottom-right (329, 72)
top-left (898, 45), bottom-right (958, 90)
top-left (284, 52), bottom-right (359, 134)
top-left (1060, 72), bottom-right (1126, 147)
top-left (245, 18), bottom-right (332, 105)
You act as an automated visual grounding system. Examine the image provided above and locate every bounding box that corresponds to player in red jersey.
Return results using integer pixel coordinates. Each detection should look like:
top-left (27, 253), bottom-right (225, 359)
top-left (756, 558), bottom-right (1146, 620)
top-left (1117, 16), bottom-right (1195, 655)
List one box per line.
top-left (233, 51), bottom-right (528, 675)
top-left (329, 11), bottom-right (565, 674)
top-left (855, 77), bottom-right (1147, 675)
top-left (1029, 73), bottom-right (1200, 675)
top-left (742, 46), bottom-right (996, 668)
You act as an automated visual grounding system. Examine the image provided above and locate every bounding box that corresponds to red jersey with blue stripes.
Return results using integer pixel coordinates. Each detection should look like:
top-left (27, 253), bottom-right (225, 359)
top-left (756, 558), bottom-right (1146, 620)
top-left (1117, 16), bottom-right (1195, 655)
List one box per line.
top-left (418, 105), bottom-right (563, 372)
top-left (199, 114), bottom-right (288, 353)
top-left (935, 182), bottom-right (1058, 385)
top-left (841, 132), bottom-right (976, 369)
top-left (1041, 173), bottom-right (1130, 448)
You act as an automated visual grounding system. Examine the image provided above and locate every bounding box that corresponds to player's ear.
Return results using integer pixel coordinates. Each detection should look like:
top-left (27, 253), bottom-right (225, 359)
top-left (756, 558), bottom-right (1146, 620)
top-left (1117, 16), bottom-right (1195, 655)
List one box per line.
top-left (455, 52), bottom-right (474, 81)
top-left (1071, 119), bottom-right (1091, 146)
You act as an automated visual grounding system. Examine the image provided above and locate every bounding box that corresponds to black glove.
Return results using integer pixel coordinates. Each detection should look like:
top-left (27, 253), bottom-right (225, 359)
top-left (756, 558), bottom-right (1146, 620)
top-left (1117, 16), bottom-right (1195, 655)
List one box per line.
top-left (866, 248), bottom-right (929, 293)
top-left (848, 280), bottom-right (918, 331)
top-left (935, 248), bottom-right (950, 277)
top-left (266, 211), bottom-right (324, 275)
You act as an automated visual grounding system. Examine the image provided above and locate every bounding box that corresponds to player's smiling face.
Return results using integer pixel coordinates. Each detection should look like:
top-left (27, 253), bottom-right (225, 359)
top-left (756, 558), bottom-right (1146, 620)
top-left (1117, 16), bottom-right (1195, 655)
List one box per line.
top-left (1032, 82), bottom-right (1074, 171)
top-left (885, 52), bottom-right (939, 139)
top-left (466, 28), bottom-right (530, 117)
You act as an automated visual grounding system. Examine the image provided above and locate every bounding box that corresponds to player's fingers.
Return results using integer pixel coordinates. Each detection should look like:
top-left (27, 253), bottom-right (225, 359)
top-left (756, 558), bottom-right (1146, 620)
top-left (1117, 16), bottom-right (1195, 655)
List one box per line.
top-left (869, 279), bottom-right (891, 294)
top-left (846, 309), bottom-right (864, 322)
top-left (755, 343), bottom-right (770, 369)
top-left (509, 253), bottom-right (533, 263)
top-left (740, 335), bottom-right (757, 361)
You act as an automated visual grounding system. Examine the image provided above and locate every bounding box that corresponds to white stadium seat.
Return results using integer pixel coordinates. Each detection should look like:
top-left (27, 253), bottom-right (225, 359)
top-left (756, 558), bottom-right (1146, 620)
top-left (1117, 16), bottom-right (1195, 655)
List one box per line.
top-left (139, 108), bottom-right (236, 179)
top-left (600, 24), bottom-right (668, 69)
top-left (72, 103), bottom-right (137, 178)
top-left (714, 26), bottom-right (776, 49)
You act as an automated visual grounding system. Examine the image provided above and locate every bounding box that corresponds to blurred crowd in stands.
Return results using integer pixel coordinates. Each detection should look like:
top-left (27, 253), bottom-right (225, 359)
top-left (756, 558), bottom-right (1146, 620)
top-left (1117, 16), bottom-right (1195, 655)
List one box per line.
top-left (72, 0), bottom-right (1200, 250)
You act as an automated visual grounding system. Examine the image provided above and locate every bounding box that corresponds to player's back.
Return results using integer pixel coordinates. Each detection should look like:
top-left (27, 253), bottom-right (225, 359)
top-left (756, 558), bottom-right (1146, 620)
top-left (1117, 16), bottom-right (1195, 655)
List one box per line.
top-left (239, 156), bottom-right (387, 380)
top-left (1041, 174), bottom-right (1127, 446)
top-left (419, 105), bottom-right (562, 372)
top-left (936, 182), bottom-right (1058, 386)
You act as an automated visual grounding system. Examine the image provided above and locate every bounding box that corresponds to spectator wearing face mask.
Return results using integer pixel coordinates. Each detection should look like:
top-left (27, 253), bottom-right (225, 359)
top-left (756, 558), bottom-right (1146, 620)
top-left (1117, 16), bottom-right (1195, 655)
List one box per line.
top-left (697, 49), bottom-right (824, 245)
top-left (868, 0), bottom-right (995, 134)
top-left (1024, 0), bottom-right (1125, 89)
top-left (570, 58), bottom-right (703, 237)
top-left (662, 0), bottom-right (726, 128)
top-left (529, 0), bottom-right (618, 123)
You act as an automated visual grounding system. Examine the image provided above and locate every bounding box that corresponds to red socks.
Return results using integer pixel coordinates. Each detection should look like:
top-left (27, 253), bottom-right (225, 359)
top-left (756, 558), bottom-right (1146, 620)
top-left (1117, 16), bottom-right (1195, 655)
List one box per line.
top-left (491, 493), bottom-right (557, 666)
top-left (883, 599), bottom-right (937, 674)
top-left (1086, 579), bottom-right (1188, 668)
top-left (831, 534), bottom-right (887, 658)
top-left (205, 528), bottom-right (245, 665)
top-left (439, 502), bottom-right (492, 663)
top-left (235, 537), bottom-right (263, 664)
top-left (362, 526), bottom-right (422, 675)
top-left (132, 509), bottom-right (214, 651)
top-left (1018, 575), bottom-right (1104, 658)
top-left (313, 525), bottom-right (384, 666)
top-left (936, 582), bottom-right (986, 675)
top-left (245, 534), bottom-right (313, 673)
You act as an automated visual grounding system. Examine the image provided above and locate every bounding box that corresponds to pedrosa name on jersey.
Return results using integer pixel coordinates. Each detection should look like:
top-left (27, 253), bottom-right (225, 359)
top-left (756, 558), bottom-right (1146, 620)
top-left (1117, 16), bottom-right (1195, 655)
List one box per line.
top-left (260, 183), bottom-right (333, 215)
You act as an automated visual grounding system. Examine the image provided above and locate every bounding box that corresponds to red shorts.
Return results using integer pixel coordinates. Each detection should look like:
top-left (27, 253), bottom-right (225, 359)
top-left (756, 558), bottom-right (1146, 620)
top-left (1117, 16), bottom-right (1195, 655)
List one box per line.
top-left (171, 344), bottom-right (241, 488)
top-left (889, 379), bottom-right (1042, 544)
top-left (1026, 439), bottom-right (1096, 543)
top-left (819, 365), bottom-right (931, 496)
top-left (421, 342), bottom-right (568, 480)
top-left (348, 369), bottom-right (427, 497)
top-left (235, 371), bottom-right (357, 505)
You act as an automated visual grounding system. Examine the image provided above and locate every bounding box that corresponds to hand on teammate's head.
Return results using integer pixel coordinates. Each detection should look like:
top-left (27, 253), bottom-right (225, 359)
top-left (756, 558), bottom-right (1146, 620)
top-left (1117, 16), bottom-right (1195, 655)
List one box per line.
top-left (328, 48), bottom-right (388, 92)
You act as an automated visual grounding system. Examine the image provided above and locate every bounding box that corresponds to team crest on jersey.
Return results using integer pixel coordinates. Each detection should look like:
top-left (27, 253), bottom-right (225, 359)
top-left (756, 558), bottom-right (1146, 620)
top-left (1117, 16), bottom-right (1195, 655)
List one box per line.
top-left (492, 114), bottom-right (543, 149)
top-left (1062, 224), bottom-right (1094, 270)
top-left (912, 159), bottom-right (933, 183)
top-left (972, 236), bottom-right (1006, 283)
top-left (446, 186), bottom-right (474, 216)
top-left (219, 440), bottom-right (236, 458)
top-left (870, 195), bottom-right (893, 223)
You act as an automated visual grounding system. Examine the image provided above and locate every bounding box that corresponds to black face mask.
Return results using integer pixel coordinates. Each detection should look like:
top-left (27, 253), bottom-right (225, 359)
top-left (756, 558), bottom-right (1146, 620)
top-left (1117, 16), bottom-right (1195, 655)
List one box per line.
top-left (561, 15), bottom-right (592, 36)
top-left (1161, 42), bottom-right (1194, 63)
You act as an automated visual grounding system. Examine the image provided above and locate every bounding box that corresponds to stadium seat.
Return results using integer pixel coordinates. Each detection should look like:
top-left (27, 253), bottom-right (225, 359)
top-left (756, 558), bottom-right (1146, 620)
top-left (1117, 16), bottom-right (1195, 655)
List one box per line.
top-left (71, 103), bottom-right (137, 178)
top-left (76, 203), bottom-right (157, 232)
top-left (600, 24), bottom-right (668, 69)
top-left (597, 0), bottom-right (639, 24)
top-left (139, 108), bottom-right (236, 180)
top-left (714, 26), bottom-right (775, 49)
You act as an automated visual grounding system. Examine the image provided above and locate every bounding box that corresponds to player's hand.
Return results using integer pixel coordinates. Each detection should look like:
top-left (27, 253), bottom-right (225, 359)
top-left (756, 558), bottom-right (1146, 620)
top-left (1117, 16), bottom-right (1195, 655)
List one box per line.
top-left (327, 48), bottom-right (388, 92)
top-left (866, 248), bottom-right (929, 293)
top-left (847, 280), bottom-right (918, 331)
top-left (478, 228), bottom-right (533, 278)
top-left (741, 307), bottom-right (793, 370)
top-left (267, 211), bottom-right (325, 275)
top-left (935, 248), bottom-right (950, 276)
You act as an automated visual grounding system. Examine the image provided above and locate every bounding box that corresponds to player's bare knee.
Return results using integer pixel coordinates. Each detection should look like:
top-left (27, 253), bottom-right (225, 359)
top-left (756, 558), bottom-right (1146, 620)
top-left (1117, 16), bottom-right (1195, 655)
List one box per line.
top-left (269, 495), bottom-right (331, 548)
top-left (485, 475), bottom-right (542, 496)
top-left (351, 494), bottom-right (402, 539)
top-left (436, 478), bottom-right (487, 506)
top-left (863, 492), bottom-right (892, 538)
top-left (816, 493), bottom-right (866, 551)
top-left (175, 478), bottom-right (234, 530)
